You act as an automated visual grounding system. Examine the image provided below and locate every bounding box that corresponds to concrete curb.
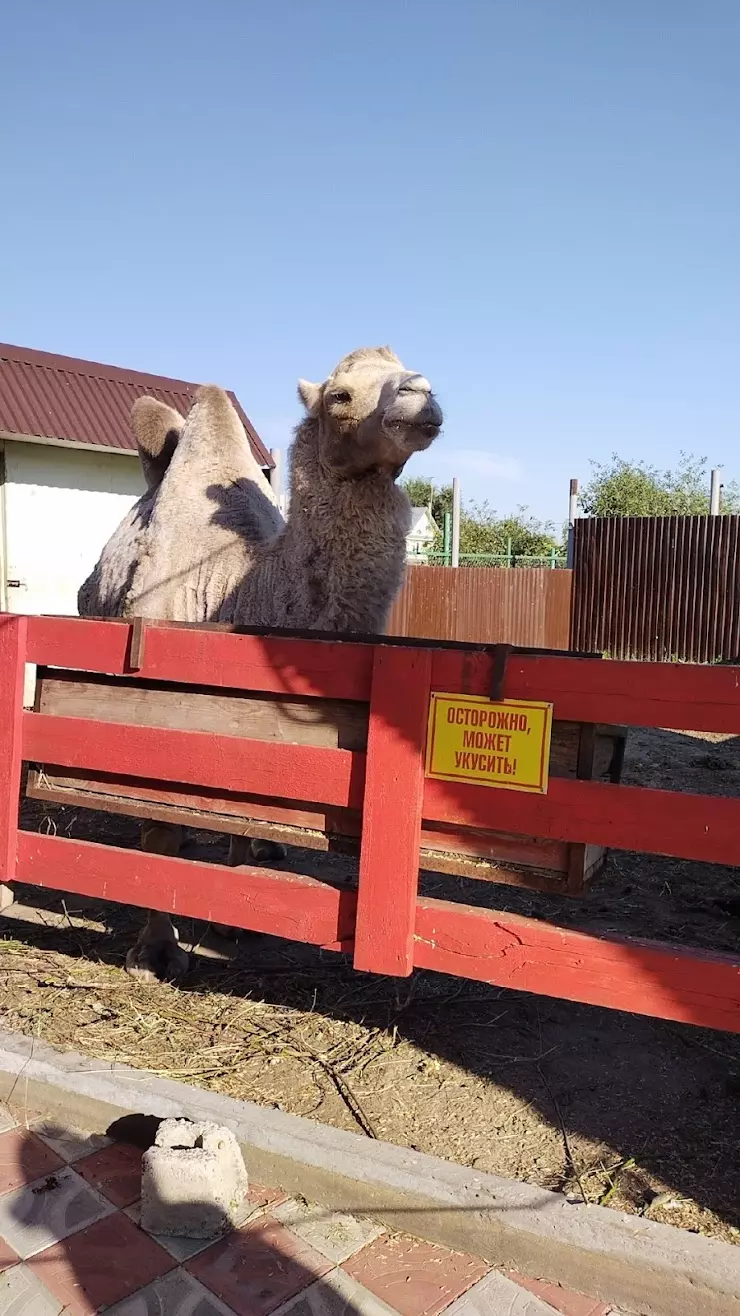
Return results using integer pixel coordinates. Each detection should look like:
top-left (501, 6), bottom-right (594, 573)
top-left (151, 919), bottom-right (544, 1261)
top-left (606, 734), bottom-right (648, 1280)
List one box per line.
top-left (0, 1026), bottom-right (736, 1316)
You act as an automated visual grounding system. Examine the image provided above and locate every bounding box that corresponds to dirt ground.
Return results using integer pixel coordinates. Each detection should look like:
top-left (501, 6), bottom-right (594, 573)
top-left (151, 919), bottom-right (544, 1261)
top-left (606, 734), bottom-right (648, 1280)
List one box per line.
top-left (2, 725), bottom-right (739, 1245)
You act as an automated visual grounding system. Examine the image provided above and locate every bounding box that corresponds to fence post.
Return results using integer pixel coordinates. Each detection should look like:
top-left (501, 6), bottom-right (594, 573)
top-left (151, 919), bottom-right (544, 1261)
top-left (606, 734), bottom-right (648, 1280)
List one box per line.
top-left (353, 646), bottom-right (432, 976)
top-left (451, 478), bottom-right (461, 568)
top-left (0, 615), bottom-right (27, 905)
top-left (443, 512), bottom-right (451, 565)
top-left (566, 478), bottom-right (579, 568)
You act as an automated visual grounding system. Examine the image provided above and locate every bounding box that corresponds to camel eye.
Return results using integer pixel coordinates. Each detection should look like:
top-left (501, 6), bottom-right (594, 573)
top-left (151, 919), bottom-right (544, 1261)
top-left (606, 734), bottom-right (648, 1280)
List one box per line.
top-left (330, 390), bottom-right (351, 404)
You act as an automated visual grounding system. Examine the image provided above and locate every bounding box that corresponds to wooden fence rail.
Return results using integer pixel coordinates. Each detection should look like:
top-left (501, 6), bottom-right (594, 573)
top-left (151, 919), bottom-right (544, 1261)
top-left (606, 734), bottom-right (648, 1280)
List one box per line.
top-left (2, 612), bottom-right (740, 1034)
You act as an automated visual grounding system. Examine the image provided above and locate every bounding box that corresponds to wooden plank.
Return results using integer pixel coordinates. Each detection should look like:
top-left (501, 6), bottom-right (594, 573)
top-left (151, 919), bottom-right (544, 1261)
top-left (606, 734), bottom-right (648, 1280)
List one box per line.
top-left (419, 823), bottom-right (568, 872)
top-left (413, 897), bottom-right (740, 1033)
top-left (16, 831), bottom-right (354, 949)
top-left (26, 617), bottom-right (374, 701)
top-left (0, 615), bottom-right (27, 890)
top-left (418, 850), bottom-right (569, 893)
top-left (26, 616), bottom-right (131, 675)
top-left (423, 774), bottom-right (740, 866)
top-left (430, 650), bottom-right (740, 734)
top-left (27, 767), bottom-right (356, 835)
top-left (37, 672), bottom-right (369, 751)
top-left (23, 713), bottom-right (365, 810)
top-left (27, 778), bottom-right (339, 852)
top-left (354, 647), bottom-right (431, 976)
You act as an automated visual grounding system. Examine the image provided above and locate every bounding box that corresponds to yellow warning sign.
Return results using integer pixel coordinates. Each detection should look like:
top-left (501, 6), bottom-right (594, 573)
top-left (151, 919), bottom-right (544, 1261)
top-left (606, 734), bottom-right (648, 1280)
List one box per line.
top-left (425, 693), bottom-right (553, 794)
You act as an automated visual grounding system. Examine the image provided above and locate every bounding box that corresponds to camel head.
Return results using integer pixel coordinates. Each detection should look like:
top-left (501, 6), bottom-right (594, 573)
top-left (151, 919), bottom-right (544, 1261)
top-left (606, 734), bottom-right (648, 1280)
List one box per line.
top-left (297, 346), bottom-right (443, 479)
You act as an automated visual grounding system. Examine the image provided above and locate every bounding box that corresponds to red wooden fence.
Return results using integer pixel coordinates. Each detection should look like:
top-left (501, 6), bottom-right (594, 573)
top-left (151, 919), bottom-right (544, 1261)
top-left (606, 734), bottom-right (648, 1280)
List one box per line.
top-left (2, 612), bottom-right (740, 1034)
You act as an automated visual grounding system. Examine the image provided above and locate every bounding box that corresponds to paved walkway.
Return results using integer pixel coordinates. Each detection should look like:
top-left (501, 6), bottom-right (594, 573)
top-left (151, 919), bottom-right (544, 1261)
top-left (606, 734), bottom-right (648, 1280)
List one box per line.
top-left (0, 1106), bottom-right (625, 1315)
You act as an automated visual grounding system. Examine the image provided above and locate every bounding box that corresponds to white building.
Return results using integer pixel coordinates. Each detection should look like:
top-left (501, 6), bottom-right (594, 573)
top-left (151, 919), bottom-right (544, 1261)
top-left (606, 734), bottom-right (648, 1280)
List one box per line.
top-left (0, 342), bottom-right (273, 617)
top-left (405, 506), bottom-right (438, 563)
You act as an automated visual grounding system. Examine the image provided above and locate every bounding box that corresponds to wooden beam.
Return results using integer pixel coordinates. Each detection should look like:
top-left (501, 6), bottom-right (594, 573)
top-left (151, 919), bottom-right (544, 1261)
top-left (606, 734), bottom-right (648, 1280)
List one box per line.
top-left (16, 831), bottom-right (354, 949)
top-left (430, 649), bottom-right (740, 734)
top-left (354, 648), bottom-right (431, 976)
top-left (25, 617), bottom-right (374, 701)
top-left (414, 897), bottom-right (740, 1033)
top-left (23, 712), bottom-right (365, 810)
top-left (0, 615), bottom-right (26, 893)
top-left (423, 774), bottom-right (740, 866)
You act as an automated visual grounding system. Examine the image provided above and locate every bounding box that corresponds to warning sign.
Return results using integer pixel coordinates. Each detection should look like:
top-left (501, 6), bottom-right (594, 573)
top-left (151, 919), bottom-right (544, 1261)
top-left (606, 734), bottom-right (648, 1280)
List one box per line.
top-left (425, 693), bottom-right (553, 794)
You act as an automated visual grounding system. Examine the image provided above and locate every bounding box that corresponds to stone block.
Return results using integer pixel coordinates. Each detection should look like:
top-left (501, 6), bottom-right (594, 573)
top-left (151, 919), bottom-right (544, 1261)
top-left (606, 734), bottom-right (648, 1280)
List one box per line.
top-left (140, 1118), bottom-right (248, 1239)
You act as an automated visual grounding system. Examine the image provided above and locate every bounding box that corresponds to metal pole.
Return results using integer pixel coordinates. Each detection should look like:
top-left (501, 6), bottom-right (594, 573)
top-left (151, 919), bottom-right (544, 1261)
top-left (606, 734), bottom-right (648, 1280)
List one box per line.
top-left (451, 477), bottom-right (461, 567)
top-left (710, 468), bottom-right (722, 515)
top-left (443, 512), bottom-right (451, 565)
top-left (566, 477), bottom-right (579, 568)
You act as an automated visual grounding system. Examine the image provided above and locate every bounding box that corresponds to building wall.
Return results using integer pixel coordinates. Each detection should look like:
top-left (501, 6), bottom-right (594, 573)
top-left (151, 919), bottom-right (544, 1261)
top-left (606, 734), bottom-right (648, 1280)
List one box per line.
top-left (2, 441), bottom-right (144, 617)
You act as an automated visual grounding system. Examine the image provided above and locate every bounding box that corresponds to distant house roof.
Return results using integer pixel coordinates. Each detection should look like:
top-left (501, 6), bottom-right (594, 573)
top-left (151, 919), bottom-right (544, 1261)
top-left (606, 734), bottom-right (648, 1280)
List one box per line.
top-left (408, 507), bottom-right (437, 541)
top-left (0, 342), bottom-right (273, 469)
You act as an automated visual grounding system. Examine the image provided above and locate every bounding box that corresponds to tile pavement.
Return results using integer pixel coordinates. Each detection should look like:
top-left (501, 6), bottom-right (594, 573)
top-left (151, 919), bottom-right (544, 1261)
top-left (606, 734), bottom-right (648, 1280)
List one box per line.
top-left (0, 1106), bottom-right (626, 1315)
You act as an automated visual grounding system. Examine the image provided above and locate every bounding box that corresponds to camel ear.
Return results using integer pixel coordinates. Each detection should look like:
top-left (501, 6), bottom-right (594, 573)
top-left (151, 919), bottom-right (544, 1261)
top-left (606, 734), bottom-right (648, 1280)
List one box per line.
top-left (297, 379), bottom-right (322, 416)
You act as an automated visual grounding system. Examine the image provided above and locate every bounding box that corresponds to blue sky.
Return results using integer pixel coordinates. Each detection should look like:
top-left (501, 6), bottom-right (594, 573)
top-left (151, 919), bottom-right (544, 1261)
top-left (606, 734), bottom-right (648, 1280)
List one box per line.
top-left (3, 1), bottom-right (739, 524)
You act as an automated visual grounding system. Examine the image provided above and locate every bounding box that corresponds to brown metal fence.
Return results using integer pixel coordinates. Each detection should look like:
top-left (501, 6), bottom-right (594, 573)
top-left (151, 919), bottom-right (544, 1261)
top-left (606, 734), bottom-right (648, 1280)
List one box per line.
top-left (386, 565), bottom-right (573, 648)
top-left (571, 515), bottom-right (740, 662)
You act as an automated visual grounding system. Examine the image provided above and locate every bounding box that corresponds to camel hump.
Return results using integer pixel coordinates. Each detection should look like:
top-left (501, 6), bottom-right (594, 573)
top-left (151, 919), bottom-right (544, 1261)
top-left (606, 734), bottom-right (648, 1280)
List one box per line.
top-left (190, 384), bottom-right (244, 437)
top-left (130, 397), bottom-right (184, 489)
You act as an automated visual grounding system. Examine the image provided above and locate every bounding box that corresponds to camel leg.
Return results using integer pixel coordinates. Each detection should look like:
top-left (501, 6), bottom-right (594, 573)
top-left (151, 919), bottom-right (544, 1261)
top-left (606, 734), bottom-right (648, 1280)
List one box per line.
top-left (125, 823), bottom-right (191, 983)
top-left (210, 834), bottom-right (288, 938)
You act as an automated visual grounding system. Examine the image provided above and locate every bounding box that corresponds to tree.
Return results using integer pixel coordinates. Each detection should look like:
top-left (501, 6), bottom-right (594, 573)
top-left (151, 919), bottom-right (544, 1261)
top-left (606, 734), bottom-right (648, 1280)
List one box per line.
top-left (399, 477), bottom-right (561, 560)
top-left (579, 453), bottom-right (740, 517)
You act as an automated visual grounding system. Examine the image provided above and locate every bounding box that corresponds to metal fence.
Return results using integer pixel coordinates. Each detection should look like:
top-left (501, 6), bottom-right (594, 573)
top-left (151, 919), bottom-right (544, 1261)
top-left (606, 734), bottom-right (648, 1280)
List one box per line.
top-left (387, 565), bottom-right (573, 647)
top-left (571, 514), bottom-right (740, 662)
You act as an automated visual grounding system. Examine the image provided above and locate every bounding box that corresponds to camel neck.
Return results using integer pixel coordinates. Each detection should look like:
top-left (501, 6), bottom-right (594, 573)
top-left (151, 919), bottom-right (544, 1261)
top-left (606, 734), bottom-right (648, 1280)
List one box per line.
top-left (266, 420), bottom-right (410, 632)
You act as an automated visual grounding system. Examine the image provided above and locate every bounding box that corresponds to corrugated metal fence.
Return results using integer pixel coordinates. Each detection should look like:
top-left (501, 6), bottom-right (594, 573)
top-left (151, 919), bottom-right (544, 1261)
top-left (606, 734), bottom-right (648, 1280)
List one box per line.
top-left (387, 565), bottom-right (573, 648)
top-left (571, 515), bottom-right (740, 662)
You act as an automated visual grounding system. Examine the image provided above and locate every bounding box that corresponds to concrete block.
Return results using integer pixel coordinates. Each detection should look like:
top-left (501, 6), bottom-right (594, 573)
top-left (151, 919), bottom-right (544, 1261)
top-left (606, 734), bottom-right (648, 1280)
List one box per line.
top-left (140, 1117), bottom-right (248, 1238)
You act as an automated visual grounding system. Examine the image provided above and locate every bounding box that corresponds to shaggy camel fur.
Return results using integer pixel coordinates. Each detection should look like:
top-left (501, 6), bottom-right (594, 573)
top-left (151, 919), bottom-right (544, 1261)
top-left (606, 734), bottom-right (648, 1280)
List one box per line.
top-left (78, 347), bottom-right (443, 981)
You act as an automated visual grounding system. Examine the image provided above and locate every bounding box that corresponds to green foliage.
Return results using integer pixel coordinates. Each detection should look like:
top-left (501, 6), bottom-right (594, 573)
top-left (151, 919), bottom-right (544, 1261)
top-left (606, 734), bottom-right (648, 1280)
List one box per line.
top-left (579, 453), bottom-right (740, 517)
top-left (400, 478), bottom-right (561, 561)
top-left (459, 503), bottom-right (559, 557)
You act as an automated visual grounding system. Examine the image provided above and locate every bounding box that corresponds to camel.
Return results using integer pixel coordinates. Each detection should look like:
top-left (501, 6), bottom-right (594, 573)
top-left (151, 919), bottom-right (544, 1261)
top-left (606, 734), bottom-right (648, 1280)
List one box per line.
top-left (78, 346), bottom-right (443, 981)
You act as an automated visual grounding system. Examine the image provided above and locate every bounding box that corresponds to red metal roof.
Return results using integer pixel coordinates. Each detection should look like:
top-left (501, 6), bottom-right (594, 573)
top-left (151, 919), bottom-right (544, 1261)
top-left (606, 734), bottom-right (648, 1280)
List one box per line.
top-left (0, 342), bottom-right (273, 468)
